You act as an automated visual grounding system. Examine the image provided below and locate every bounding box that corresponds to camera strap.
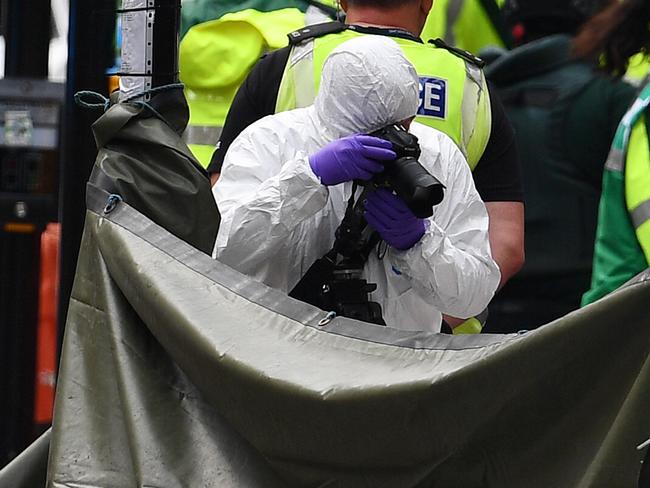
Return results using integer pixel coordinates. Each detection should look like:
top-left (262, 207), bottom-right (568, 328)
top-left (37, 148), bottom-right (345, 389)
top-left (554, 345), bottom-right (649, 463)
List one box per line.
top-left (330, 182), bottom-right (381, 265)
top-left (289, 183), bottom-right (383, 319)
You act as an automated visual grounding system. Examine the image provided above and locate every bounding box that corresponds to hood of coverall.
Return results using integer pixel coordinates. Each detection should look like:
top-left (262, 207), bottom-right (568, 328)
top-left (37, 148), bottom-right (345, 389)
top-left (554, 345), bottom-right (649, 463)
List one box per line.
top-left (312, 35), bottom-right (420, 139)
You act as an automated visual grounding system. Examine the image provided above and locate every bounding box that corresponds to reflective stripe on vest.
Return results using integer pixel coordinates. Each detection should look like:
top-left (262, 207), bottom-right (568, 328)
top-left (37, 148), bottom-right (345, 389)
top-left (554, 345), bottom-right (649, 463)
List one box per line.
top-left (631, 200), bottom-right (650, 230)
top-left (181, 85), bottom-right (236, 168)
top-left (183, 125), bottom-right (223, 147)
top-left (183, 125), bottom-right (223, 169)
top-left (625, 113), bottom-right (650, 262)
top-left (276, 30), bottom-right (491, 171)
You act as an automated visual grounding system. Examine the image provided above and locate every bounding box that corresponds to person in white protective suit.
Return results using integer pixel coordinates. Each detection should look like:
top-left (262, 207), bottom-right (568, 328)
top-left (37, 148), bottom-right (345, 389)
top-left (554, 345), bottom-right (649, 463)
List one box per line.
top-left (213, 35), bottom-right (501, 332)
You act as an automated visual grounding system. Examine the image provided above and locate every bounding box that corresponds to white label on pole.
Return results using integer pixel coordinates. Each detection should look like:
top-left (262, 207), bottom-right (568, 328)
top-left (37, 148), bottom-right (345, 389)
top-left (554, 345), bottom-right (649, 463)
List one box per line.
top-left (119, 0), bottom-right (153, 100)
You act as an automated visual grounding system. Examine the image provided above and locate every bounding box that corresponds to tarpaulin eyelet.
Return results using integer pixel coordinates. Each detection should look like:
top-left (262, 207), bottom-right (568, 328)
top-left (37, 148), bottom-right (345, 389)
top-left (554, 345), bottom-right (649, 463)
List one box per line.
top-left (104, 194), bottom-right (123, 215)
top-left (318, 311), bottom-right (336, 327)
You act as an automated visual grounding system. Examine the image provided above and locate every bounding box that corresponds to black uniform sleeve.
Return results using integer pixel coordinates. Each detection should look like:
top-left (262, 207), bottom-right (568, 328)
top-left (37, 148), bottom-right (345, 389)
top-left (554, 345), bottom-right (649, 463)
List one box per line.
top-left (207, 47), bottom-right (292, 174)
top-left (472, 84), bottom-right (524, 203)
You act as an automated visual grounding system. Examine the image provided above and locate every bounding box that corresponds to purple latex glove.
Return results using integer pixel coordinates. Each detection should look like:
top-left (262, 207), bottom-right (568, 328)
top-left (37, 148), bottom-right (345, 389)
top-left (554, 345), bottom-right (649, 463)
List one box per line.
top-left (364, 188), bottom-right (426, 250)
top-left (309, 135), bottom-right (396, 186)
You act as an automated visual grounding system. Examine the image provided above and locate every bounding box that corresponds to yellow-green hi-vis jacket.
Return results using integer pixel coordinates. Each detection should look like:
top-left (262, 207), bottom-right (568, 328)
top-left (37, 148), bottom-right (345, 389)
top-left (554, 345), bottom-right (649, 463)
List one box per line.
top-left (179, 8), bottom-right (307, 168)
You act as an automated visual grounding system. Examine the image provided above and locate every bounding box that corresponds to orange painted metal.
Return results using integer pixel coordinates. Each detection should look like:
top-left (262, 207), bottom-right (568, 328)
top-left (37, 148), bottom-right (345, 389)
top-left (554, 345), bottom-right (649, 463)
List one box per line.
top-left (33, 223), bottom-right (60, 424)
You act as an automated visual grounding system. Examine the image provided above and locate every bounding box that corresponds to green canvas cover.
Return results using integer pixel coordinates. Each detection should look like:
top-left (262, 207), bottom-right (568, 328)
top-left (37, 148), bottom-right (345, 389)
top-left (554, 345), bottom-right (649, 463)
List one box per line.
top-left (87, 88), bottom-right (220, 255)
top-left (0, 430), bottom-right (49, 488)
top-left (41, 188), bottom-right (650, 486)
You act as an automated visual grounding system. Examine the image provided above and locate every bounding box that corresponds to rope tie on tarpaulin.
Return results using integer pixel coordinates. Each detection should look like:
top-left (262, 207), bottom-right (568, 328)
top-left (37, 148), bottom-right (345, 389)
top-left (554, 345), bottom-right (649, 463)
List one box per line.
top-left (74, 83), bottom-right (185, 127)
top-left (75, 83), bottom-right (185, 216)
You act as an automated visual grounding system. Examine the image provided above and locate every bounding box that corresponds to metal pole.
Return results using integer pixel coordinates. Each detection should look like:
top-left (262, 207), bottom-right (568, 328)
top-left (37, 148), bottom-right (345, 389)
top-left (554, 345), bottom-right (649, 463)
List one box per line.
top-left (58, 0), bottom-right (181, 350)
top-left (58, 0), bottom-right (115, 352)
top-left (152, 0), bottom-right (181, 87)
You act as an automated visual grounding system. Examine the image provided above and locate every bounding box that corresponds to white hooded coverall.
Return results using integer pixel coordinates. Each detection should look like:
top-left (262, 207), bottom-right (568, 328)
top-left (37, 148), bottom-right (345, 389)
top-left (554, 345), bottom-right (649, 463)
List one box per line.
top-left (213, 35), bottom-right (500, 332)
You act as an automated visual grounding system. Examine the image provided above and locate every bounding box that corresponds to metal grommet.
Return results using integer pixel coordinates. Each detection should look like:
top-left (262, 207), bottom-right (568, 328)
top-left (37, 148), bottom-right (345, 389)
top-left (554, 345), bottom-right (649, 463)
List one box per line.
top-left (103, 194), bottom-right (123, 215)
top-left (318, 311), bottom-right (336, 327)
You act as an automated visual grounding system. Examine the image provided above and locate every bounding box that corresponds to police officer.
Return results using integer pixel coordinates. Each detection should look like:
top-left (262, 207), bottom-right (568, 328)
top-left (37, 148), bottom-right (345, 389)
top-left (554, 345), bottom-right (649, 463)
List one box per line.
top-left (483, 0), bottom-right (636, 332)
top-left (575, 0), bottom-right (650, 311)
top-left (209, 0), bottom-right (525, 333)
top-left (179, 1), bottom-right (339, 167)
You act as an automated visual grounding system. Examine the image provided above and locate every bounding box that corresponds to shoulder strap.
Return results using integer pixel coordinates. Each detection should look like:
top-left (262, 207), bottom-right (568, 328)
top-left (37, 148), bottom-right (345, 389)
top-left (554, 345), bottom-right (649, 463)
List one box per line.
top-left (428, 38), bottom-right (486, 68)
top-left (288, 22), bottom-right (426, 46)
top-left (288, 21), bottom-right (348, 45)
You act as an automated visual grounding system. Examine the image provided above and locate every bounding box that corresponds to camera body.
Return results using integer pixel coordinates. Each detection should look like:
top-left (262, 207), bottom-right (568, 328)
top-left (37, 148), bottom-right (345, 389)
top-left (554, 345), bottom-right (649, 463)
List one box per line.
top-left (369, 124), bottom-right (445, 218)
top-left (289, 252), bottom-right (385, 326)
top-left (318, 266), bottom-right (384, 325)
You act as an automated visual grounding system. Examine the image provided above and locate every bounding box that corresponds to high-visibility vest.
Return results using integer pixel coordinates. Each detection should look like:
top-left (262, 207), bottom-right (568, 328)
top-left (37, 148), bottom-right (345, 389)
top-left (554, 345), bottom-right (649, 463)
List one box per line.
top-left (627, 54), bottom-right (650, 85)
top-left (275, 26), bottom-right (492, 169)
top-left (624, 98), bottom-right (650, 263)
top-left (583, 77), bottom-right (650, 305)
top-left (179, 8), bottom-right (307, 168)
top-left (422, 0), bottom-right (509, 55)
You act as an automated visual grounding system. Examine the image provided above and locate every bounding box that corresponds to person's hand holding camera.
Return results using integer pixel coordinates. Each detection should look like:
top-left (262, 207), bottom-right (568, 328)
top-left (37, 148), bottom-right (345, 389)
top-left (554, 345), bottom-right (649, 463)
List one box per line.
top-left (309, 135), bottom-right (396, 186)
top-left (364, 188), bottom-right (425, 250)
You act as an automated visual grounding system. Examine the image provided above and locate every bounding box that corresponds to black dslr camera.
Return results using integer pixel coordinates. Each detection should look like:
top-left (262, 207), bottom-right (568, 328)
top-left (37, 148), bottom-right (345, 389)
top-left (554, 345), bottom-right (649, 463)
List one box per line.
top-left (369, 124), bottom-right (445, 218)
